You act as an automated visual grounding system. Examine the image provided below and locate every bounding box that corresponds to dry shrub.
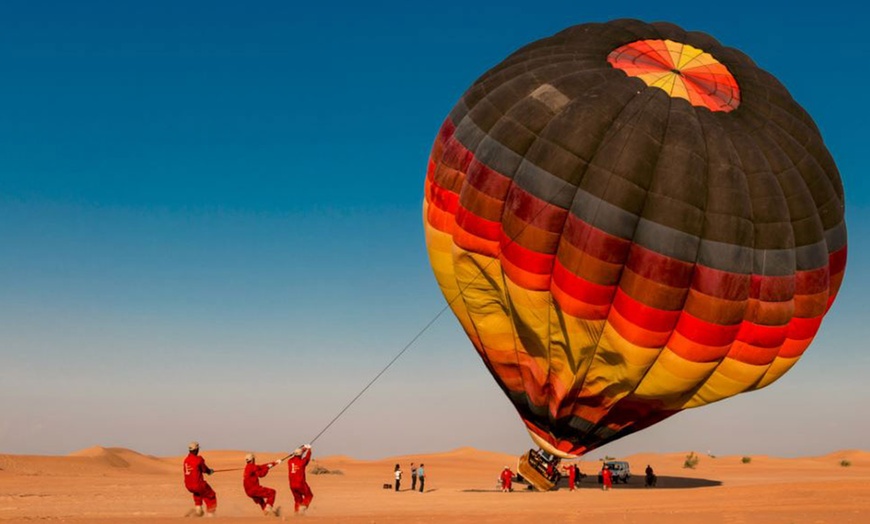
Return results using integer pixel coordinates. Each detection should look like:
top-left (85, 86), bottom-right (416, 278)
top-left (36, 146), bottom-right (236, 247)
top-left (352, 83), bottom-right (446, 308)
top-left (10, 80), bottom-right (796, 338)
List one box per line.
top-left (310, 463), bottom-right (343, 475)
top-left (683, 452), bottom-right (699, 469)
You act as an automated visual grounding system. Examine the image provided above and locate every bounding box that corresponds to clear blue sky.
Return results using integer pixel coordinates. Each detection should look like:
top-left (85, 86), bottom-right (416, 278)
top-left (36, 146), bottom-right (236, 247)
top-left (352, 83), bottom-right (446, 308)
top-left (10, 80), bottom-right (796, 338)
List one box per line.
top-left (1, 0), bottom-right (867, 460)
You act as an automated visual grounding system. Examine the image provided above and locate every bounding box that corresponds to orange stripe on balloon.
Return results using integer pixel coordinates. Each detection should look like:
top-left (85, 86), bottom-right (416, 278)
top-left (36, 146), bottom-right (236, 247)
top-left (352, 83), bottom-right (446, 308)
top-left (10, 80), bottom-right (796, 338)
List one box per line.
top-left (453, 223), bottom-right (499, 257)
top-left (500, 231), bottom-right (556, 275)
top-left (607, 305), bottom-right (671, 347)
top-left (725, 340), bottom-right (779, 366)
top-left (501, 252), bottom-right (552, 291)
top-left (612, 288), bottom-right (681, 333)
top-left (735, 321), bottom-right (788, 348)
top-left (456, 205), bottom-right (501, 242)
top-left (620, 266), bottom-right (688, 311)
top-left (778, 337), bottom-right (813, 359)
top-left (667, 330), bottom-right (730, 363)
top-left (793, 291), bottom-right (828, 318)
top-left (425, 175), bottom-right (460, 215)
top-left (459, 180), bottom-right (506, 223)
top-left (682, 287), bottom-right (745, 325)
top-left (551, 282), bottom-right (611, 320)
top-left (556, 241), bottom-right (625, 287)
top-left (676, 311), bottom-right (741, 347)
top-left (424, 202), bottom-right (456, 235)
top-left (743, 298), bottom-right (794, 326)
top-left (551, 259), bottom-right (616, 306)
top-left (786, 315), bottom-right (823, 340)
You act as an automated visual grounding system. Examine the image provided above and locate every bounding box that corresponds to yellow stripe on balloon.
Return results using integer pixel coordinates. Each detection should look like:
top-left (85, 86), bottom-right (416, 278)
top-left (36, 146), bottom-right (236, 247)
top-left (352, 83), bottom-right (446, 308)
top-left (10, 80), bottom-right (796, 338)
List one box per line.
top-left (755, 355), bottom-right (800, 389)
top-left (683, 357), bottom-right (768, 408)
top-left (632, 348), bottom-right (718, 407)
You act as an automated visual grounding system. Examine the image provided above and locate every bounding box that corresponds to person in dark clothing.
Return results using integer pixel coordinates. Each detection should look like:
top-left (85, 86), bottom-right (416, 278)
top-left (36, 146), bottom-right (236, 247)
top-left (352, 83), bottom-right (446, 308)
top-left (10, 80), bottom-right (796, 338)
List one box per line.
top-left (645, 464), bottom-right (657, 487)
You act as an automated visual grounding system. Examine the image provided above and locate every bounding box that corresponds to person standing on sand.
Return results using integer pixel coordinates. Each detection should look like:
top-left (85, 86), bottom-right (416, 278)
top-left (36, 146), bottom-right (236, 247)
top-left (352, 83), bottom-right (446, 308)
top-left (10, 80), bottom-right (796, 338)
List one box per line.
top-left (645, 464), bottom-right (657, 488)
top-left (601, 464), bottom-right (613, 491)
top-left (183, 441), bottom-right (217, 518)
top-left (287, 445), bottom-right (314, 514)
top-left (562, 463), bottom-right (577, 491)
top-left (410, 462), bottom-right (417, 491)
top-left (243, 453), bottom-right (281, 516)
top-left (417, 464), bottom-right (425, 492)
top-left (394, 464), bottom-right (402, 491)
top-left (500, 466), bottom-right (513, 492)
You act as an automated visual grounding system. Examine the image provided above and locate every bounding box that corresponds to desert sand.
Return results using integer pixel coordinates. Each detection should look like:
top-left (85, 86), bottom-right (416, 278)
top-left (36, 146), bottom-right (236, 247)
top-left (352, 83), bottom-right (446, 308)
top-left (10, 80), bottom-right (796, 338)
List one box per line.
top-left (1, 446), bottom-right (869, 523)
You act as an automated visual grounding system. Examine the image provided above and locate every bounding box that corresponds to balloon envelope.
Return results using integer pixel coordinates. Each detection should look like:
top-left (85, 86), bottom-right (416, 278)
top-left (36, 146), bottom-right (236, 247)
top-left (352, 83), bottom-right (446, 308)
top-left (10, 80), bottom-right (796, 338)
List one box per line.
top-left (423, 19), bottom-right (847, 457)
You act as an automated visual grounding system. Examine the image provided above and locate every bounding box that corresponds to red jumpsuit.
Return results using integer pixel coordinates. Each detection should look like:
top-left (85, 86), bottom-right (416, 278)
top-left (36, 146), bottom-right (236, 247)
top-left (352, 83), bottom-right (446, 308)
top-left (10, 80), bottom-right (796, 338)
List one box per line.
top-left (244, 462), bottom-right (278, 510)
top-left (602, 467), bottom-right (613, 490)
top-left (500, 468), bottom-right (513, 492)
top-left (287, 448), bottom-right (313, 512)
top-left (183, 452), bottom-right (217, 513)
top-left (563, 464), bottom-right (577, 491)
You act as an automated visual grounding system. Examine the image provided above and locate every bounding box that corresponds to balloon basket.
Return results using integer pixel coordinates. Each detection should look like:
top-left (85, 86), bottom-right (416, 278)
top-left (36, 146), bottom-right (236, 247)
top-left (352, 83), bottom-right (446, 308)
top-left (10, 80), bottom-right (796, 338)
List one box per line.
top-left (517, 449), bottom-right (561, 492)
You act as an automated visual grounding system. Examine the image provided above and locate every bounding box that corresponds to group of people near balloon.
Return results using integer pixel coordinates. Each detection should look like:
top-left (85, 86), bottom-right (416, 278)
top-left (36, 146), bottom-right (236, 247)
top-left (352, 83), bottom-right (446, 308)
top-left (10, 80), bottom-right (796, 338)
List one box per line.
top-left (182, 441), bottom-right (313, 518)
top-left (393, 462), bottom-right (425, 492)
top-left (498, 462), bottom-right (651, 491)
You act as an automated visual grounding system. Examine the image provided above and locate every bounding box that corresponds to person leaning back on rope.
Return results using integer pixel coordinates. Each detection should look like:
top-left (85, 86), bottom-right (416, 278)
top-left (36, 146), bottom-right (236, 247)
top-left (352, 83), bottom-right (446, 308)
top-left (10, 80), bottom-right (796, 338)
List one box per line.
top-left (243, 453), bottom-right (282, 517)
top-left (287, 444), bottom-right (314, 514)
top-left (183, 441), bottom-right (217, 517)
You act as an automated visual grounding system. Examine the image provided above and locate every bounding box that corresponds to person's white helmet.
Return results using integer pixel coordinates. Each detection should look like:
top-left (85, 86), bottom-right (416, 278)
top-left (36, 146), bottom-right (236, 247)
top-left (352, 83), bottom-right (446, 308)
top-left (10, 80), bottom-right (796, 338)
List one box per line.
top-left (245, 453), bottom-right (255, 463)
top-left (188, 441), bottom-right (200, 452)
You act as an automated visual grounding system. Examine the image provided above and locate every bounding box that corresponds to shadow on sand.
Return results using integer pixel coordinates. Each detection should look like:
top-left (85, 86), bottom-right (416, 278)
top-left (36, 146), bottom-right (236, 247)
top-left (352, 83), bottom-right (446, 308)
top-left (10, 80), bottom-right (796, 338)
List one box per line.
top-left (554, 475), bottom-right (721, 490)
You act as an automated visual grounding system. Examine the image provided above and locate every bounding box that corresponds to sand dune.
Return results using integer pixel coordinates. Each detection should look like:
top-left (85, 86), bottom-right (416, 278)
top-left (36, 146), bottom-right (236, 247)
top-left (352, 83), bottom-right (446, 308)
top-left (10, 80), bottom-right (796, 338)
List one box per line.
top-left (1, 446), bottom-right (869, 523)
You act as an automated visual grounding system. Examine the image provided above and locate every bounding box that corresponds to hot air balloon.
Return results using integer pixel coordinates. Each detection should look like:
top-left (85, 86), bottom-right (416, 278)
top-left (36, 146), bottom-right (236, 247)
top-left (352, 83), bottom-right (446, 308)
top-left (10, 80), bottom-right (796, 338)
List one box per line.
top-left (422, 19), bottom-right (846, 478)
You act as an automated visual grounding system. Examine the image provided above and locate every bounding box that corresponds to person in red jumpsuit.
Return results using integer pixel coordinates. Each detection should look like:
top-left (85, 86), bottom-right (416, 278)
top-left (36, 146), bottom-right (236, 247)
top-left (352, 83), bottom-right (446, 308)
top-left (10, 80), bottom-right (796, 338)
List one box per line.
top-left (243, 453), bottom-right (282, 516)
top-left (562, 463), bottom-right (577, 491)
top-left (500, 466), bottom-right (513, 492)
top-left (287, 444), bottom-right (313, 514)
top-left (183, 441), bottom-right (217, 517)
top-left (601, 464), bottom-right (613, 491)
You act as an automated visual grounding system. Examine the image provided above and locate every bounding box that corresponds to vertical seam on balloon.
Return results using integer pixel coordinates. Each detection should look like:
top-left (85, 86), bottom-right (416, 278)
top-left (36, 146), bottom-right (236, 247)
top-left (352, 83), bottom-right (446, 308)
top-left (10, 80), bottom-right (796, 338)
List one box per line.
top-left (693, 110), bottom-right (777, 405)
top-left (582, 88), bottom-right (678, 442)
top-left (745, 117), bottom-right (823, 388)
top-left (510, 68), bottom-right (658, 442)
top-left (728, 116), bottom-right (795, 391)
top-left (469, 63), bottom-right (621, 433)
top-left (675, 113), bottom-right (748, 408)
top-left (629, 100), bottom-right (713, 414)
top-left (573, 22), bottom-right (674, 444)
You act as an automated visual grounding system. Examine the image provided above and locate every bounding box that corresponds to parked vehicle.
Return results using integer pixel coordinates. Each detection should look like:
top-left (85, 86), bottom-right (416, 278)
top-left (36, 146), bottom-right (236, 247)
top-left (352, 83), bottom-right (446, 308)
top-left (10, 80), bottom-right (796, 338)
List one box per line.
top-left (597, 461), bottom-right (631, 484)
